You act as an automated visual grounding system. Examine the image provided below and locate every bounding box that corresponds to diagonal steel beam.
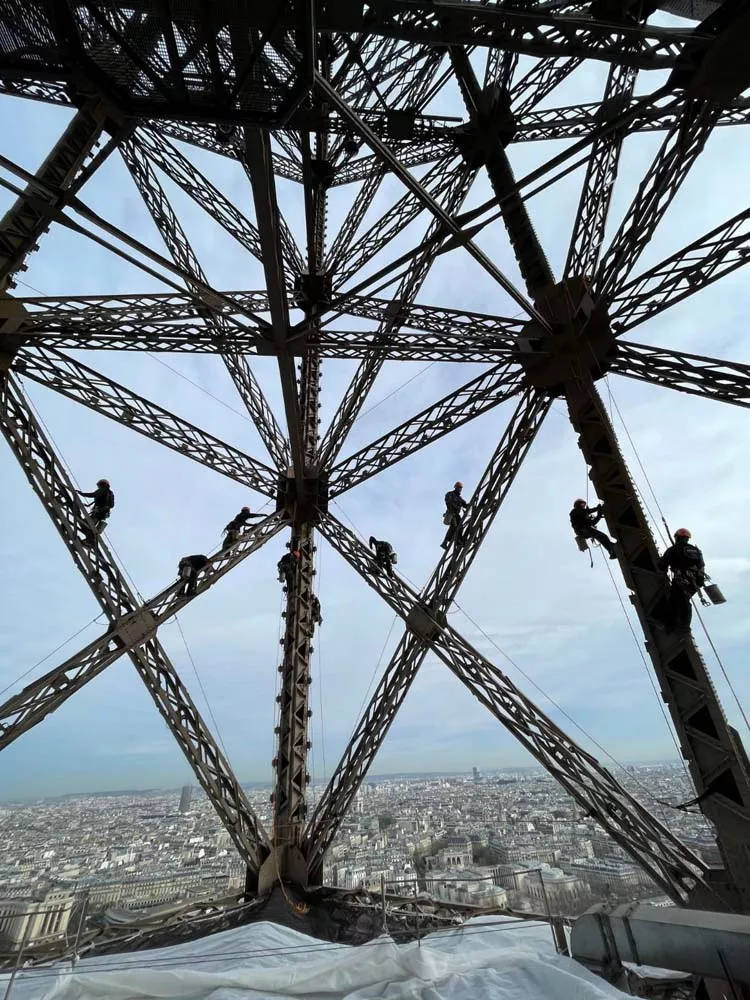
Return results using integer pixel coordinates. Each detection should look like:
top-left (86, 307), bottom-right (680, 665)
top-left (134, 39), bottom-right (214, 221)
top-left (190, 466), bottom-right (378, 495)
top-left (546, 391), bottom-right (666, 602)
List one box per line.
top-left (316, 511), bottom-right (711, 905)
top-left (0, 99), bottom-right (122, 291)
top-left (120, 136), bottom-right (289, 470)
top-left (0, 508), bottom-right (285, 753)
top-left (16, 348), bottom-right (278, 496)
top-left (610, 207), bottom-right (750, 334)
top-left (304, 390), bottom-right (550, 875)
top-left (595, 99), bottom-right (721, 300)
top-left (329, 363), bottom-right (523, 496)
top-left (0, 376), bottom-right (281, 886)
top-left (511, 56), bottom-right (582, 118)
top-left (564, 62), bottom-right (637, 280)
top-left (242, 128), bottom-right (306, 488)
top-left (335, 296), bottom-right (527, 341)
top-left (449, 46), bottom-right (554, 296)
top-left (566, 377), bottom-right (750, 911)
top-left (319, 159), bottom-right (479, 467)
top-left (317, 73), bottom-right (543, 323)
top-left (612, 341), bottom-right (750, 410)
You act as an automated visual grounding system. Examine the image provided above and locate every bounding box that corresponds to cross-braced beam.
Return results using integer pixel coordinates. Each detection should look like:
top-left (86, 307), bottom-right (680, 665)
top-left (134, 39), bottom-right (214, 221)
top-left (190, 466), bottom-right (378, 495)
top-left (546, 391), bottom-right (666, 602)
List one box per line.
top-left (15, 348), bottom-right (278, 496)
top-left (0, 375), bottom-right (282, 887)
top-left (565, 377), bottom-right (750, 911)
top-left (316, 511), bottom-right (710, 905)
top-left (595, 99), bottom-right (720, 300)
top-left (612, 342), bottom-right (750, 408)
top-left (304, 389), bottom-right (550, 877)
top-left (120, 136), bottom-right (289, 470)
top-left (319, 157), bottom-right (479, 466)
top-left (329, 363), bottom-right (523, 496)
top-left (0, 99), bottom-right (120, 291)
top-left (564, 62), bottom-right (637, 280)
top-left (610, 207), bottom-right (750, 334)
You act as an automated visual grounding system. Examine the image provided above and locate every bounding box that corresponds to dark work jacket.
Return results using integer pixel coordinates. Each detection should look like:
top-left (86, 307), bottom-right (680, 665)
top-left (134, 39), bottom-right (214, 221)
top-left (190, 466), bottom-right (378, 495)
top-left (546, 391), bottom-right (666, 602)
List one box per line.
top-left (570, 506), bottom-right (599, 534)
top-left (445, 489), bottom-right (467, 516)
top-left (181, 554), bottom-right (208, 572)
top-left (372, 540), bottom-right (393, 560)
top-left (82, 486), bottom-right (114, 509)
top-left (658, 542), bottom-right (705, 578)
top-left (225, 510), bottom-right (257, 532)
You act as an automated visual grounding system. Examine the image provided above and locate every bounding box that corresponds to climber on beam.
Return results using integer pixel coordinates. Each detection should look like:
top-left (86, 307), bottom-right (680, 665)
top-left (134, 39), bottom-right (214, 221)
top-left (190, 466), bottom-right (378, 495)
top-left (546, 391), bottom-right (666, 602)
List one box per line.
top-left (369, 536), bottom-right (397, 578)
top-left (278, 549), bottom-right (300, 589)
top-left (77, 478), bottom-right (115, 537)
top-left (655, 528), bottom-right (706, 635)
top-left (442, 481), bottom-right (468, 549)
top-left (221, 506), bottom-right (263, 551)
top-left (570, 499), bottom-right (617, 560)
top-left (177, 554), bottom-right (208, 596)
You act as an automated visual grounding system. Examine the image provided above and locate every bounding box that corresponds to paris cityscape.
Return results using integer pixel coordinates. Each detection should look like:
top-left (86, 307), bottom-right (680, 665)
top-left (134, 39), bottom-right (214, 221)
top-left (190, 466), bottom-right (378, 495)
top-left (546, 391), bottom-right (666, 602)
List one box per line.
top-left (0, 760), bottom-right (719, 958)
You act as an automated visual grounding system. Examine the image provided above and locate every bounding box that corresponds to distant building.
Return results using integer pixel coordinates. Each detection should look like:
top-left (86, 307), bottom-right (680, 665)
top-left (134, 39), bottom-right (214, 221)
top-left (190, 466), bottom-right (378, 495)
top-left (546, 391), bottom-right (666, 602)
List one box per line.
top-left (179, 786), bottom-right (192, 815)
top-left (472, 767), bottom-right (480, 784)
top-left (569, 857), bottom-right (649, 894)
top-left (425, 868), bottom-right (507, 909)
top-left (0, 889), bottom-right (76, 948)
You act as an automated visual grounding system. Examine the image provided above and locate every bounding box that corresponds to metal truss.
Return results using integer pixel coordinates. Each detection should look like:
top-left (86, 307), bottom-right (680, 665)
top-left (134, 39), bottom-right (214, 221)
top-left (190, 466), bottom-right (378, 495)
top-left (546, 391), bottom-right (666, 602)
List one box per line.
top-left (315, 511), bottom-right (709, 905)
top-left (595, 99), bottom-right (720, 300)
top-left (612, 342), bottom-right (750, 410)
top-left (610, 207), bottom-right (750, 334)
top-left (329, 363), bottom-right (523, 496)
top-left (0, 99), bottom-right (118, 290)
top-left (15, 347), bottom-right (278, 496)
top-left (0, 375), bottom-right (281, 887)
top-left (304, 389), bottom-right (550, 876)
top-left (514, 97), bottom-right (750, 144)
top-left (4, 0), bottom-right (750, 930)
top-left (564, 63), bottom-right (637, 280)
top-left (566, 379), bottom-right (750, 911)
top-left (119, 135), bottom-right (289, 469)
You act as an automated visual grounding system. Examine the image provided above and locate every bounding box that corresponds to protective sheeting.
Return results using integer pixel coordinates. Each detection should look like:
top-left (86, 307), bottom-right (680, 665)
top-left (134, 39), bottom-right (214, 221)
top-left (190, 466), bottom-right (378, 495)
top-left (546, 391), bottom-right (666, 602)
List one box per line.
top-left (5, 915), bottom-right (631, 1000)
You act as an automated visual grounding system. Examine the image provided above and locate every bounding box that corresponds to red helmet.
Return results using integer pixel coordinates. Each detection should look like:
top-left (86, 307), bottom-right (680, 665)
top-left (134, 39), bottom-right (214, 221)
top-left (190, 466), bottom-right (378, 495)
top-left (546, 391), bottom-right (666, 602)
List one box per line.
top-left (674, 528), bottom-right (691, 539)
top-left (292, 550), bottom-right (301, 558)
top-left (574, 499), bottom-right (587, 508)
top-left (454, 481), bottom-right (463, 490)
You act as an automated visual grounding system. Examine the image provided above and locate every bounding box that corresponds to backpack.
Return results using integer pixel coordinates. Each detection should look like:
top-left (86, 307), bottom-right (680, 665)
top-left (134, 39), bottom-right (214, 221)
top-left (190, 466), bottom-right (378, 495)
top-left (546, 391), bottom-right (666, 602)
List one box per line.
top-left (107, 489), bottom-right (115, 510)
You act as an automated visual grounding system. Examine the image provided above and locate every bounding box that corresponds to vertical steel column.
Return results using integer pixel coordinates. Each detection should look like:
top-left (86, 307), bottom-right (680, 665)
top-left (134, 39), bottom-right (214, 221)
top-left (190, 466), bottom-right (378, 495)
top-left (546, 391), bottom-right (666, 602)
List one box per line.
top-left (566, 377), bottom-right (750, 912)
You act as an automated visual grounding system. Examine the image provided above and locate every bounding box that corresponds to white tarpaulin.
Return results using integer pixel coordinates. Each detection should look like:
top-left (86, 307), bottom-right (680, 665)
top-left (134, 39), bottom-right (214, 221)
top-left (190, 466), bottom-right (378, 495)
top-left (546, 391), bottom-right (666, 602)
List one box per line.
top-left (4, 915), bottom-right (631, 1000)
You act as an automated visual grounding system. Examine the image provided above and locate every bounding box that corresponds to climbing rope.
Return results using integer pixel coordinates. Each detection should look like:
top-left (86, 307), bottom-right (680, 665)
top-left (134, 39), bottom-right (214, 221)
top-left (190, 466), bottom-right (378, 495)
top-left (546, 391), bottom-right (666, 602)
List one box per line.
top-left (173, 615), bottom-right (229, 760)
top-left (0, 612), bottom-right (106, 698)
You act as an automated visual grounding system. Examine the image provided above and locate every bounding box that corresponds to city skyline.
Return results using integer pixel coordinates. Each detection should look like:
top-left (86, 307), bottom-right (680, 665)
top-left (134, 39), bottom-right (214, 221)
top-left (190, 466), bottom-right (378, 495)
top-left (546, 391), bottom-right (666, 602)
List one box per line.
top-left (2, 50), bottom-right (750, 802)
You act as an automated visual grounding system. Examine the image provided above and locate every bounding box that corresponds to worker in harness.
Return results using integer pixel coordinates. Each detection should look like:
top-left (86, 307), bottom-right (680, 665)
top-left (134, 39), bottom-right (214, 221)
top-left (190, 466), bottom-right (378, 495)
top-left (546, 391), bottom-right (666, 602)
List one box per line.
top-left (569, 499), bottom-right (617, 559)
top-left (655, 528), bottom-right (705, 634)
top-left (278, 550), bottom-right (300, 589)
top-left (177, 554), bottom-right (209, 596)
top-left (77, 479), bottom-right (115, 535)
top-left (369, 536), bottom-right (397, 578)
top-left (221, 506), bottom-right (263, 551)
top-left (442, 481), bottom-right (468, 549)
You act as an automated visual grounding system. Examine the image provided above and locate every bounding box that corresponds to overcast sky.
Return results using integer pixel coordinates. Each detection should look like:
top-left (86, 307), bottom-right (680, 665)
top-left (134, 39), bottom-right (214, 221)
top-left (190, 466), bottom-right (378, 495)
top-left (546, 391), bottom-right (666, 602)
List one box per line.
top-left (1, 43), bottom-right (749, 809)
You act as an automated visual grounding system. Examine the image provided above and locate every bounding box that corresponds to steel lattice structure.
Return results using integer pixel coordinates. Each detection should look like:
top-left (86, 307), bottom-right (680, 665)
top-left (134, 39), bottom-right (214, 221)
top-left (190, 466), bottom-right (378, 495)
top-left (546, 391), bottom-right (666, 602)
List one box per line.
top-left (1, 0), bottom-right (750, 926)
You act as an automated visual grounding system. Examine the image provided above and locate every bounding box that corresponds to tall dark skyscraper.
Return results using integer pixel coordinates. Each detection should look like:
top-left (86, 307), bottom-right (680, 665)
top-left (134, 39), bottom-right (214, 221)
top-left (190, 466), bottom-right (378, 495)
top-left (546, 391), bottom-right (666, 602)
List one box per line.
top-left (179, 785), bottom-right (192, 815)
top-left (472, 767), bottom-right (480, 784)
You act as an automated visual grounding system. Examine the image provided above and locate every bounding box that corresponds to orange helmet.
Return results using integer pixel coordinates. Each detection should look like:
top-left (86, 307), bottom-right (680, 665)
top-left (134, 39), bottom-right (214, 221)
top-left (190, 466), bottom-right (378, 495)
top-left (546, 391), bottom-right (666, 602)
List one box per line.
top-left (674, 528), bottom-right (691, 540)
top-left (292, 550), bottom-right (301, 558)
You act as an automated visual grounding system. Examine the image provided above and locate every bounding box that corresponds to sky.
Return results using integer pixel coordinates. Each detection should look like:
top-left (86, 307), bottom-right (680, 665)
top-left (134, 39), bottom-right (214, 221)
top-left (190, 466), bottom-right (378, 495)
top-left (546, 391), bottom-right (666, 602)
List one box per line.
top-left (1, 35), bottom-right (750, 809)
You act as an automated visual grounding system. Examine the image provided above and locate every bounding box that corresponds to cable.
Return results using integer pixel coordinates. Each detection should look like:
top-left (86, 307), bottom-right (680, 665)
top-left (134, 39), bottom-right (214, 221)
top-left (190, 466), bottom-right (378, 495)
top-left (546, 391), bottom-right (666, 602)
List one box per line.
top-left (358, 362), bottom-right (437, 421)
top-left (174, 617), bottom-right (229, 760)
top-left (450, 598), bottom-right (703, 819)
top-left (12, 912), bottom-right (558, 980)
top-left (0, 613), bottom-right (105, 698)
top-left (147, 354), bottom-right (257, 426)
top-left (695, 607), bottom-right (750, 741)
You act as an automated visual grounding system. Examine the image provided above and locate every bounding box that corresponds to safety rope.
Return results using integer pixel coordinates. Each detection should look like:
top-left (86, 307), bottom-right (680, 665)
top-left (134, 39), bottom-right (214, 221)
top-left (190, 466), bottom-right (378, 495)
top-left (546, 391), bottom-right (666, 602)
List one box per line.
top-left (0, 612), bottom-right (105, 697)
